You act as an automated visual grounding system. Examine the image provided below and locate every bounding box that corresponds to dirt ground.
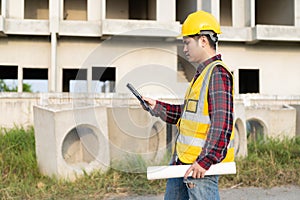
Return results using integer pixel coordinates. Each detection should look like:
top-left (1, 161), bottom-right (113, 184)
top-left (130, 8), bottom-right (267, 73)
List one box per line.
top-left (105, 185), bottom-right (300, 200)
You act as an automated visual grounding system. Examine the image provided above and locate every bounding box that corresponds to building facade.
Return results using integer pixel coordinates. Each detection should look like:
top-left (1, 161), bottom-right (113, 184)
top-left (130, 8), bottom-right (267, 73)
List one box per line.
top-left (0, 0), bottom-right (299, 95)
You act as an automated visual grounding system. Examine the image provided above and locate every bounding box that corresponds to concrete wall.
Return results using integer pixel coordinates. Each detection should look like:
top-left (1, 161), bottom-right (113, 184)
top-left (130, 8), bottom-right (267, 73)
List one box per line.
top-left (0, 36), bottom-right (50, 67)
top-left (107, 107), bottom-right (166, 167)
top-left (220, 42), bottom-right (300, 96)
top-left (1, 37), bottom-right (300, 96)
top-left (1, 0), bottom-right (300, 96)
top-left (245, 105), bottom-right (297, 139)
top-left (291, 105), bottom-right (300, 137)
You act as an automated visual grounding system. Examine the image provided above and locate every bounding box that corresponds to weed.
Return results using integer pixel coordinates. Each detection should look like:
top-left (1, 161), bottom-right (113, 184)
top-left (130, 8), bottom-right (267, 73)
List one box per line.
top-left (219, 137), bottom-right (300, 188)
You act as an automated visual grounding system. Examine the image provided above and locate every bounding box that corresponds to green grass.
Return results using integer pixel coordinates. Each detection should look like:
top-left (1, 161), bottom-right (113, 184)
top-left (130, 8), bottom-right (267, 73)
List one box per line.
top-left (1, 127), bottom-right (300, 199)
top-left (220, 137), bottom-right (300, 188)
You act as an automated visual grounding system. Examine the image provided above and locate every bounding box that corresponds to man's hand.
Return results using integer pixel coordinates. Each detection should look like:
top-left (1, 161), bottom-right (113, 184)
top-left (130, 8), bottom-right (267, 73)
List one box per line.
top-left (142, 96), bottom-right (156, 109)
top-left (184, 162), bottom-right (207, 179)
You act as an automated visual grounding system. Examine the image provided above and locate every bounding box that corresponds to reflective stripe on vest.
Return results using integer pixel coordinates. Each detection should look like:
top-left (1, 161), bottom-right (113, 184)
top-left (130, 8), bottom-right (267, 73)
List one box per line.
top-left (176, 60), bottom-right (235, 164)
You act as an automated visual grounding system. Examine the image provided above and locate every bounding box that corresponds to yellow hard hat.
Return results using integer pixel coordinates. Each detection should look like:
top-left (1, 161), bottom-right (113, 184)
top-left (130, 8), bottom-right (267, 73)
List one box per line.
top-left (181, 10), bottom-right (221, 37)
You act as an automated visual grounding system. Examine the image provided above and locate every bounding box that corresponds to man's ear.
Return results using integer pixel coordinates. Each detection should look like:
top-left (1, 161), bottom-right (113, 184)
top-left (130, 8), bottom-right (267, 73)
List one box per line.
top-left (198, 35), bottom-right (207, 48)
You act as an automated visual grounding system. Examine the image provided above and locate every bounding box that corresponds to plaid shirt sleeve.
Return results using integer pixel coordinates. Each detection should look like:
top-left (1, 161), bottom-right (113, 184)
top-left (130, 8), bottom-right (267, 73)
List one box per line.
top-left (153, 100), bottom-right (182, 124)
top-left (196, 66), bottom-right (234, 170)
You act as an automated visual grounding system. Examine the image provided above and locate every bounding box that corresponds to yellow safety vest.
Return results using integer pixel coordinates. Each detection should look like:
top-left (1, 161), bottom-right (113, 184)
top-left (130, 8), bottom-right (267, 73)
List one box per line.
top-left (176, 60), bottom-right (235, 164)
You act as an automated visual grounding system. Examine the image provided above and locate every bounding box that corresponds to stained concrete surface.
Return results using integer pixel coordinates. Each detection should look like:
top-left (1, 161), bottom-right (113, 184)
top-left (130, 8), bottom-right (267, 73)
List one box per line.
top-left (105, 185), bottom-right (300, 200)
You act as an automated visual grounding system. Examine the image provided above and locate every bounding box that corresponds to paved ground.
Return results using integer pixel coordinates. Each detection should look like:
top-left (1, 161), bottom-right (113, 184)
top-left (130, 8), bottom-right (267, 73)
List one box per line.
top-left (105, 185), bottom-right (300, 200)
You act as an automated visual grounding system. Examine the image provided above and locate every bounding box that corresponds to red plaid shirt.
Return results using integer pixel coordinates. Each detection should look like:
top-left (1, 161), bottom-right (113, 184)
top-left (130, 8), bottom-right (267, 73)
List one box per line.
top-left (153, 54), bottom-right (234, 170)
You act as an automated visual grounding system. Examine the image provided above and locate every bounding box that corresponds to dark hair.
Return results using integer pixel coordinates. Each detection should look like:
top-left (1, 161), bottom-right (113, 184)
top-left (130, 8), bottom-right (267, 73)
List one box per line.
top-left (202, 34), bottom-right (217, 50)
top-left (189, 33), bottom-right (218, 50)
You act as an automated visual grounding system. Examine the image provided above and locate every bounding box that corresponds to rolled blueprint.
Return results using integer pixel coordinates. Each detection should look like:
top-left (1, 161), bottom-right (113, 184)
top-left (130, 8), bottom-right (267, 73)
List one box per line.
top-left (147, 162), bottom-right (236, 180)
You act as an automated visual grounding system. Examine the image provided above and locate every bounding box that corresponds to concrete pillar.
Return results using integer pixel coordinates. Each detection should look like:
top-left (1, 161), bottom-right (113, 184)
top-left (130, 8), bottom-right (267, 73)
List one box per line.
top-left (100, 0), bottom-right (106, 20)
top-left (49, 0), bottom-right (60, 32)
top-left (1, 0), bottom-right (7, 18)
top-left (200, 0), bottom-right (212, 12)
top-left (87, 67), bottom-right (92, 93)
top-left (59, 0), bottom-right (64, 21)
top-left (211, 0), bottom-right (220, 22)
top-left (18, 66), bottom-right (23, 92)
top-left (296, 0), bottom-right (300, 27)
top-left (232, 0), bottom-right (246, 27)
top-left (87, 0), bottom-right (101, 21)
top-left (200, 0), bottom-right (220, 22)
top-left (157, 0), bottom-right (175, 22)
top-left (7, 0), bottom-right (24, 19)
top-left (50, 32), bottom-right (57, 92)
top-left (233, 68), bottom-right (239, 95)
top-left (49, 0), bottom-right (60, 92)
top-left (244, 0), bottom-right (252, 26)
top-left (250, 0), bottom-right (255, 27)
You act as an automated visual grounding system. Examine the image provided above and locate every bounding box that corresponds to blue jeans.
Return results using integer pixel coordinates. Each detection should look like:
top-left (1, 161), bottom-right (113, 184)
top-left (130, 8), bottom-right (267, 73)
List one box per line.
top-left (164, 175), bottom-right (220, 200)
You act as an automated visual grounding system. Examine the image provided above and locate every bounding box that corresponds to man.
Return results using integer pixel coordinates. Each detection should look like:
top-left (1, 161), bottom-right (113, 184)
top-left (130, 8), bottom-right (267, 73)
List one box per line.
top-left (143, 10), bottom-right (234, 199)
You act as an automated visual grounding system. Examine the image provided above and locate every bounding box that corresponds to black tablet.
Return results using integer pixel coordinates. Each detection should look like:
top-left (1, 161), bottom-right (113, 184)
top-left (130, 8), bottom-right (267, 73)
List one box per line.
top-left (126, 83), bottom-right (155, 116)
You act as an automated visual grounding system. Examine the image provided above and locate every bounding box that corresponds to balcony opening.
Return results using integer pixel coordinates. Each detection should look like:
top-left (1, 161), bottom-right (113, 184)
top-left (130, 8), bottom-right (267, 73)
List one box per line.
top-left (0, 66), bottom-right (18, 92)
top-left (239, 69), bottom-right (259, 94)
top-left (129, 0), bottom-right (156, 20)
top-left (24, 0), bottom-right (49, 20)
top-left (63, 68), bottom-right (87, 92)
top-left (176, 0), bottom-right (197, 24)
top-left (255, 0), bottom-right (294, 25)
top-left (92, 67), bottom-right (116, 93)
top-left (220, 0), bottom-right (232, 26)
top-left (106, 0), bottom-right (156, 20)
top-left (23, 68), bottom-right (48, 92)
top-left (63, 0), bottom-right (87, 21)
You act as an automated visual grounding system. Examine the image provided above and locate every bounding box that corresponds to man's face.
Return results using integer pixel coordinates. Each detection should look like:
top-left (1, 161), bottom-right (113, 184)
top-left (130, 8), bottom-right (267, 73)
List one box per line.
top-left (183, 36), bottom-right (203, 63)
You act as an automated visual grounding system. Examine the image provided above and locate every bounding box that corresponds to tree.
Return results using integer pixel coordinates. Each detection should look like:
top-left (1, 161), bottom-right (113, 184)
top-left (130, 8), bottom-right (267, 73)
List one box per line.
top-left (0, 79), bottom-right (32, 92)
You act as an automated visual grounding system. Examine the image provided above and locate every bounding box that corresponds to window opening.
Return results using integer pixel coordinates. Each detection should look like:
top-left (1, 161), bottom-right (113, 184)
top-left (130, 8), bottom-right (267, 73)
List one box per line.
top-left (129, 0), bottom-right (156, 20)
top-left (23, 68), bottom-right (48, 92)
top-left (25, 0), bottom-right (49, 20)
top-left (63, 69), bottom-right (87, 92)
top-left (255, 0), bottom-right (294, 25)
top-left (92, 67), bottom-right (116, 93)
top-left (176, 0), bottom-right (197, 24)
top-left (63, 0), bottom-right (87, 21)
top-left (220, 0), bottom-right (232, 26)
top-left (106, 0), bottom-right (156, 20)
top-left (0, 66), bottom-right (18, 92)
top-left (239, 69), bottom-right (259, 94)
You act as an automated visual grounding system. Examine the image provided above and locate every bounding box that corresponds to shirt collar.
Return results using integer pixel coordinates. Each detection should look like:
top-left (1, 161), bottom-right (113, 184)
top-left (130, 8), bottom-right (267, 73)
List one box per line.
top-left (196, 54), bottom-right (222, 74)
